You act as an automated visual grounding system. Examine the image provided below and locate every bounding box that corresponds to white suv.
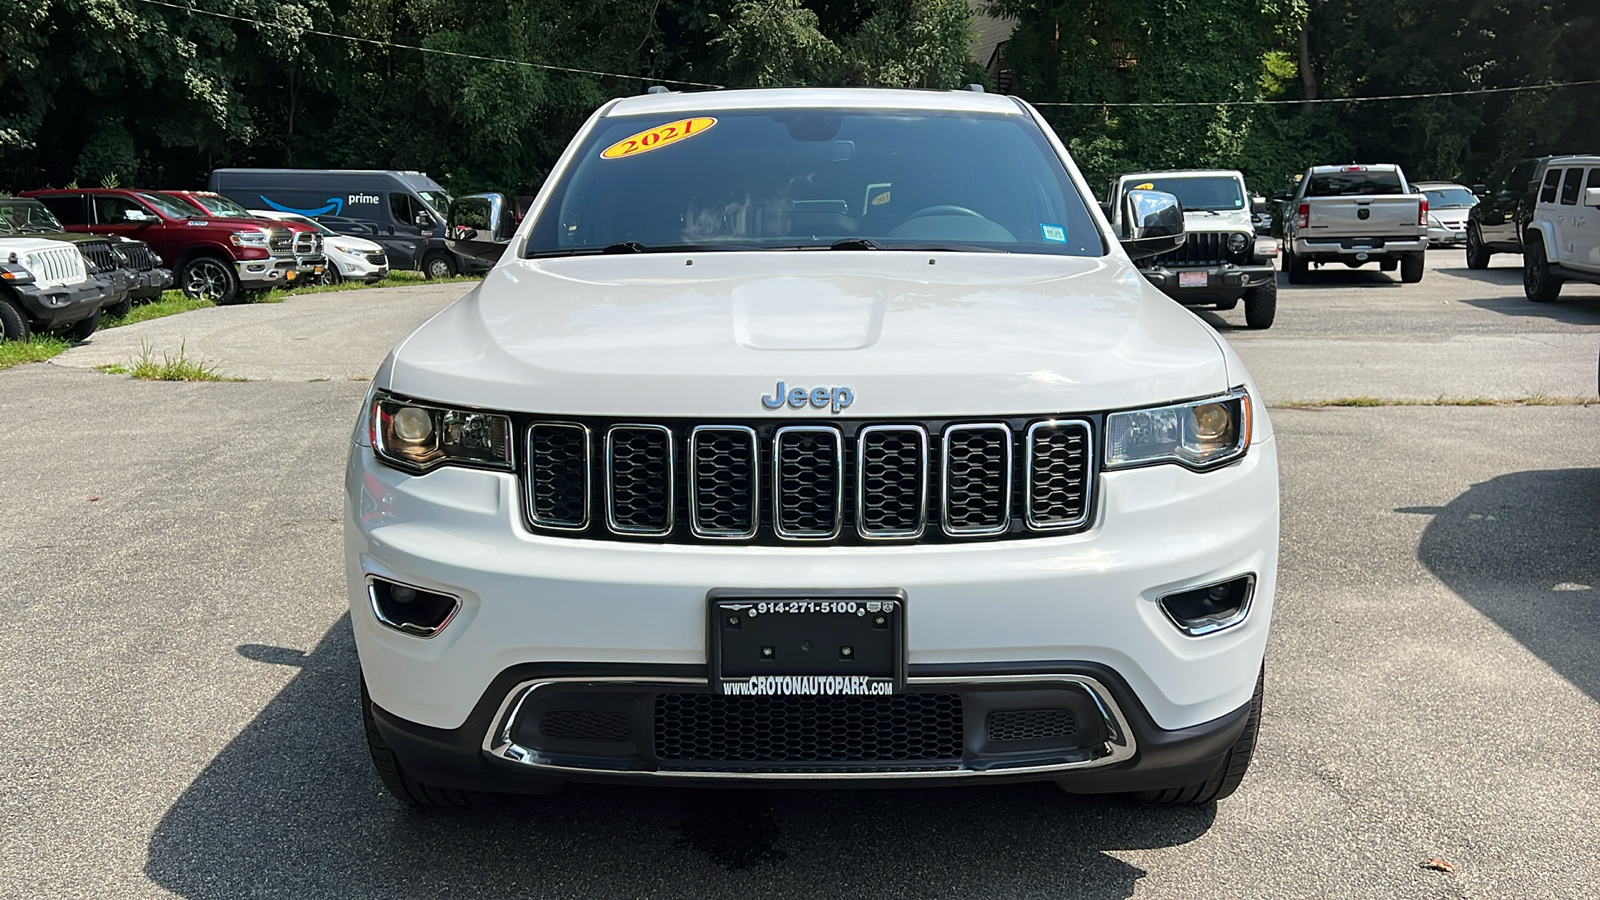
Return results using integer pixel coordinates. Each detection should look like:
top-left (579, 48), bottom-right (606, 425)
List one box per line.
top-left (1524, 155), bottom-right (1600, 302)
top-left (346, 88), bottom-right (1279, 807)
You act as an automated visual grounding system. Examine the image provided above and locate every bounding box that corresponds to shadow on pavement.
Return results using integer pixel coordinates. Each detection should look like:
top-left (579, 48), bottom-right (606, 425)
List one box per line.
top-left (1278, 268), bottom-right (1399, 288)
top-left (146, 616), bottom-right (1214, 899)
top-left (1410, 467), bottom-right (1600, 704)
top-left (1459, 294), bottom-right (1600, 323)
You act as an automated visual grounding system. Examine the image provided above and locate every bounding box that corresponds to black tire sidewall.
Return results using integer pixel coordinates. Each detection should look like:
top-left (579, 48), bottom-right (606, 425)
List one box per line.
top-left (0, 296), bottom-right (31, 341)
top-left (1244, 280), bottom-right (1276, 329)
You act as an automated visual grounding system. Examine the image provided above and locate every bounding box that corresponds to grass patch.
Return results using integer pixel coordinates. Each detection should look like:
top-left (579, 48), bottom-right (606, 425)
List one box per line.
top-left (1272, 395), bottom-right (1599, 409)
top-left (101, 341), bottom-right (240, 382)
top-left (102, 291), bottom-right (214, 328)
top-left (267, 270), bottom-right (480, 299)
top-left (0, 335), bottom-right (72, 370)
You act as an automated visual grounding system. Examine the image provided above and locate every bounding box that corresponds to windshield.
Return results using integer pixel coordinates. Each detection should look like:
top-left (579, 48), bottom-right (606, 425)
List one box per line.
top-left (1307, 170), bottom-right (1405, 196)
top-left (140, 192), bottom-right (202, 219)
top-left (0, 200), bottom-right (64, 234)
top-left (1124, 176), bottom-right (1243, 212)
top-left (188, 193), bottom-right (255, 218)
top-left (1422, 187), bottom-right (1477, 208)
top-left (526, 109), bottom-right (1103, 256)
top-left (417, 191), bottom-right (451, 214)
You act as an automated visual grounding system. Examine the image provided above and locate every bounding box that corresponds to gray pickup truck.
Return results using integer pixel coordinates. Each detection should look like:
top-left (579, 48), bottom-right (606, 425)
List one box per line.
top-left (1281, 164), bottom-right (1428, 284)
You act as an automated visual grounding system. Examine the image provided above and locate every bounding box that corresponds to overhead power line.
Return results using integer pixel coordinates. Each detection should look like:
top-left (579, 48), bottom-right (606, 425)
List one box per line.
top-left (1030, 78), bottom-right (1600, 107)
top-left (128, 0), bottom-right (723, 89)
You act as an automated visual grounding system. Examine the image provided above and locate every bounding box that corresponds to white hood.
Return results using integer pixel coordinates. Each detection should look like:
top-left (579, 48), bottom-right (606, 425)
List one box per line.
top-left (1181, 209), bottom-right (1255, 234)
top-left (325, 234), bottom-right (384, 254)
top-left (384, 252), bottom-right (1234, 418)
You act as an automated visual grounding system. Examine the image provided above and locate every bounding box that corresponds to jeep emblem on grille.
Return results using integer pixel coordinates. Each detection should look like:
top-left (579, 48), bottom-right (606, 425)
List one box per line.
top-left (761, 381), bottom-right (854, 414)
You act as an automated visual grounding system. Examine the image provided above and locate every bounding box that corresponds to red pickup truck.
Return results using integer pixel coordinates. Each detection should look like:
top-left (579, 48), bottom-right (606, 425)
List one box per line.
top-left (24, 188), bottom-right (299, 304)
top-left (163, 190), bottom-right (326, 285)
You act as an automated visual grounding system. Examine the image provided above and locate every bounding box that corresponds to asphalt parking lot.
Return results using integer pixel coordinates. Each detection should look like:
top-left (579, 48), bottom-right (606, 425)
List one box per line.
top-left (3, 252), bottom-right (1597, 899)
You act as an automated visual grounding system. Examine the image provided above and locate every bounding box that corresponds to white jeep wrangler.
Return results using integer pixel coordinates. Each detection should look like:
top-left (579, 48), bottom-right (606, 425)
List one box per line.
top-left (347, 88), bottom-right (1280, 807)
top-left (1522, 155), bottom-right (1600, 302)
top-left (0, 237), bottom-right (110, 341)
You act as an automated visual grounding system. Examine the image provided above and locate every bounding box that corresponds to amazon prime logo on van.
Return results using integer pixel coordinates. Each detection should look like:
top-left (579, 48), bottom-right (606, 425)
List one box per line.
top-left (761, 381), bottom-right (854, 414)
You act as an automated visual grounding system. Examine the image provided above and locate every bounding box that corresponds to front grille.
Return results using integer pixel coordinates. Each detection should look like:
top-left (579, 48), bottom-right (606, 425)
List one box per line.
top-left (987, 709), bottom-right (1078, 742)
top-left (76, 239), bottom-right (118, 274)
top-left (654, 693), bottom-right (963, 764)
top-left (540, 710), bottom-right (630, 743)
top-left (112, 240), bottom-right (160, 271)
top-left (522, 417), bottom-right (1096, 544)
top-left (605, 425), bottom-right (673, 535)
top-left (942, 424), bottom-right (1011, 535)
top-left (266, 226), bottom-right (293, 257)
top-left (366, 251), bottom-right (388, 266)
top-left (774, 426), bottom-right (842, 538)
top-left (1143, 231), bottom-right (1232, 268)
top-left (27, 247), bottom-right (86, 285)
top-left (292, 231), bottom-right (319, 256)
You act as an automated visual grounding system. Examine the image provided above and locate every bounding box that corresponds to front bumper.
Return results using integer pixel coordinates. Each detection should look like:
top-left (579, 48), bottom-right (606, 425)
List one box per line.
top-left (331, 250), bottom-right (389, 282)
top-left (129, 267), bottom-right (173, 301)
top-left (346, 422), bottom-right (1278, 741)
top-left (369, 661), bottom-right (1255, 793)
top-left (291, 255), bottom-right (327, 284)
top-left (1137, 264), bottom-right (1275, 303)
top-left (1426, 225), bottom-right (1468, 246)
top-left (236, 258), bottom-right (296, 287)
top-left (8, 276), bottom-right (109, 332)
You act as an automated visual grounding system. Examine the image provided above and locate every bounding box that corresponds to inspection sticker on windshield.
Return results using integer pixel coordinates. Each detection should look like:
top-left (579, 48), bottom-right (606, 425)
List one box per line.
top-left (601, 117), bottom-right (717, 160)
top-left (1040, 223), bottom-right (1067, 242)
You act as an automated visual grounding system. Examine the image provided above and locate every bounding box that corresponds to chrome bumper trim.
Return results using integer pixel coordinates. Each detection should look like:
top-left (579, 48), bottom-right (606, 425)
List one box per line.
top-left (481, 673), bottom-right (1138, 779)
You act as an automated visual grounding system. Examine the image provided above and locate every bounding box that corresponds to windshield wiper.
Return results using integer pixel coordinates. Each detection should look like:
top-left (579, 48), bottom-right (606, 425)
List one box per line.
top-left (601, 241), bottom-right (647, 254)
top-left (827, 238), bottom-right (881, 250)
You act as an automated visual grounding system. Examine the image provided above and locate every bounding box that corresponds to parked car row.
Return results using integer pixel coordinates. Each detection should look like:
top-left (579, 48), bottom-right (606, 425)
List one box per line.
top-left (1468, 154), bottom-right (1600, 302)
top-left (1, 195), bottom-right (174, 341)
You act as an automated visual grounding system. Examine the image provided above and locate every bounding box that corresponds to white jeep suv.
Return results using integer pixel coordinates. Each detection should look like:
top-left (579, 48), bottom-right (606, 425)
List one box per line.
top-left (346, 88), bottom-right (1279, 807)
top-left (1523, 155), bottom-right (1600, 302)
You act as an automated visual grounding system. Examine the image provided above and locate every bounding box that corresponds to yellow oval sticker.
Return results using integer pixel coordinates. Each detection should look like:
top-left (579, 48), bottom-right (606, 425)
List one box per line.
top-left (601, 117), bottom-right (717, 160)
top-left (1133, 182), bottom-right (1155, 190)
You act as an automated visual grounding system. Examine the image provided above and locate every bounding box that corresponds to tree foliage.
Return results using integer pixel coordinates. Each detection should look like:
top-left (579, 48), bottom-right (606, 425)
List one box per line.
top-left (1, 0), bottom-right (1594, 195)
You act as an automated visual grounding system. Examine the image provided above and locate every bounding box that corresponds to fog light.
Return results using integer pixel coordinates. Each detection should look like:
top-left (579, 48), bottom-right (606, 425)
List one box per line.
top-left (369, 578), bottom-right (460, 637)
top-left (1157, 574), bottom-right (1255, 636)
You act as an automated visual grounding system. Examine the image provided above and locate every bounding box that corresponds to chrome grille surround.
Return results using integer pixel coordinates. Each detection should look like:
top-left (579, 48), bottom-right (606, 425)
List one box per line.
top-left (941, 423), bottom-right (1012, 536)
top-left (518, 416), bottom-right (1096, 544)
top-left (292, 231), bottom-right (320, 256)
top-left (604, 424), bottom-right (674, 536)
top-left (525, 423), bottom-right (591, 530)
top-left (689, 425), bottom-right (759, 539)
top-left (772, 426), bottom-right (843, 540)
top-left (856, 424), bottom-right (928, 540)
top-left (1024, 420), bottom-right (1093, 530)
top-left (266, 226), bottom-right (293, 257)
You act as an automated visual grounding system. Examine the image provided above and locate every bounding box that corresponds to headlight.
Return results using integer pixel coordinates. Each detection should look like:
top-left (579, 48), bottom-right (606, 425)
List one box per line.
top-left (1105, 389), bottom-right (1251, 470)
top-left (1226, 232), bottom-right (1250, 253)
top-left (230, 231), bottom-right (269, 247)
top-left (331, 243), bottom-right (359, 255)
top-left (371, 393), bottom-right (513, 472)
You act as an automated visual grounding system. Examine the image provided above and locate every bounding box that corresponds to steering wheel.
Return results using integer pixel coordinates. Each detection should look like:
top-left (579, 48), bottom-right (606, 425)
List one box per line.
top-left (904, 205), bottom-right (984, 220)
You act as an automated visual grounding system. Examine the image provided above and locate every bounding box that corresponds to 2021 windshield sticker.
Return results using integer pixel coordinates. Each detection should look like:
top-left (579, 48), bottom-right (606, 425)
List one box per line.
top-left (600, 117), bottom-right (717, 160)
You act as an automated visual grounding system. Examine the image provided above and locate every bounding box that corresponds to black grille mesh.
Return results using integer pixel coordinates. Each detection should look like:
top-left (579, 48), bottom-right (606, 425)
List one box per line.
top-left (112, 241), bottom-right (160, 271)
top-left (540, 710), bottom-right (631, 743)
top-left (1027, 423), bottom-right (1091, 527)
top-left (858, 427), bottom-right (925, 536)
top-left (1144, 231), bottom-right (1236, 268)
top-left (987, 709), bottom-right (1078, 742)
top-left (692, 428), bottom-right (757, 536)
top-left (77, 239), bottom-right (118, 274)
top-left (528, 424), bottom-right (588, 527)
top-left (654, 693), bottom-right (963, 763)
top-left (775, 428), bottom-right (840, 537)
top-left (366, 252), bottom-right (388, 265)
top-left (944, 427), bottom-right (1010, 532)
top-left (267, 226), bottom-right (293, 256)
top-left (607, 426), bottom-right (672, 533)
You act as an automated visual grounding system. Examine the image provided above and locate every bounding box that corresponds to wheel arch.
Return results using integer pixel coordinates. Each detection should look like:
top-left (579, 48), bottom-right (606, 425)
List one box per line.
top-left (1523, 222), bottom-right (1558, 260)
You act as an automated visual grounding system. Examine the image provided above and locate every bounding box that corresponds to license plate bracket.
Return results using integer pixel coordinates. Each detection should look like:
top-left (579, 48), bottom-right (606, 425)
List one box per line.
top-left (708, 590), bottom-right (906, 696)
top-left (1178, 270), bottom-right (1208, 288)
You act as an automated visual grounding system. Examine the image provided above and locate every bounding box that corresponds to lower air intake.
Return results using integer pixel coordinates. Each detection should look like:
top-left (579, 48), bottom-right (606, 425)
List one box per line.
top-left (654, 693), bottom-right (963, 764)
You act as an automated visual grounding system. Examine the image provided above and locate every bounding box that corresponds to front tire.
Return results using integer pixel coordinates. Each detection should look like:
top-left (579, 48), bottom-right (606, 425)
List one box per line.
top-left (181, 256), bottom-right (241, 305)
top-left (103, 293), bottom-right (133, 319)
top-left (1400, 253), bottom-right (1425, 284)
top-left (1524, 242), bottom-right (1562, 302)
top-left (1285, 249), bottom-right (1309, 284)
top-left (321, 262), bottom-right (344, 286)
top-left (1138, 670), bottom-right (1262, 805)
top-left (361, 679), bottom-right (475, 808)
top-left (1243, 280), bottom-right (1277, 329)
top-left (0, 297), bottom-right (31, 341)
top-left (1465, 227), bottom-right (1491, 269)
top-left (64, 310), bottom-right (100, 343)
top-left (421, 253), bottom-right (456, 280)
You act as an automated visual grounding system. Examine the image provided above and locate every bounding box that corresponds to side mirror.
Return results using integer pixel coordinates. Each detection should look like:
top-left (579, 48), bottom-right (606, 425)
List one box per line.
top-left (1118, 189), bottom-right (1185, 260)
top-left (1472, 183), bottom-right (1488, 196)
top-left (1585, 187), bottom-right (1600, 209)
top-left (1269, 189), bottom-right (1287, 201)
top-left (123, 209), bottom-right (154, 223)
top-left (447, 192), bottom-right (511, 264)
top-left (1251, 196), bottom-right (1268, 214)
top-left (414, 211), bottom-right (435, 230)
